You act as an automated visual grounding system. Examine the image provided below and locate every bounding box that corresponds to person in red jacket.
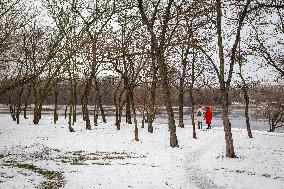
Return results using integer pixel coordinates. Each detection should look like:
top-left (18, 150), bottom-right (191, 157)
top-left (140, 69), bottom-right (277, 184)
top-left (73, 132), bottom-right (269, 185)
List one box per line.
top-left (205, 106), bottom-right (212, 129)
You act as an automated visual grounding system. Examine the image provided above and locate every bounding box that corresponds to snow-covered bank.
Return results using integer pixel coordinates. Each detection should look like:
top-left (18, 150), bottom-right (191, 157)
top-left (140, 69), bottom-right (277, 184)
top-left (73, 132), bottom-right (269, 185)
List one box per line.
top-left (0, 115), bottom-right (283, 189)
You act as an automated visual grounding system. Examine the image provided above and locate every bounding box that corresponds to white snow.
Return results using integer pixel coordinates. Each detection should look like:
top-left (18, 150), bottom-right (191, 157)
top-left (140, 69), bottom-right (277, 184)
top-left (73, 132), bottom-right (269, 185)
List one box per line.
top-left (0, 114), bottom-right (284, 189)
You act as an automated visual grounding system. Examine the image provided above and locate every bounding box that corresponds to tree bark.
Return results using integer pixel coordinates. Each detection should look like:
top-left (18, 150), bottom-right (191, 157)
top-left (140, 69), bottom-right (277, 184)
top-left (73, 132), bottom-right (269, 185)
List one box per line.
top-left (191, 48), bottom-right (197, 138)
top-left (243, 89), bottom-right (253, 138)
top-left (222, 91), bottom-right (236, 158)
top-left (114, 89), bottom-right (120, 130)
top-left (130, 90), bottom-right (139, 141)
top-left (114, 80), bottom-right (124, 130)
top-left (238, 29), bottom-right (253, 138)
top-left (23, 102), bottom-right (28, 119)
top-left (216, 0), bottom-right (236, 158)
top-left (141, 95), bottom-right (146, 128)
top-left (68, 72), bottom-right (76, 132)
top-left (54, 78), bottom-right (59, 124)
top-left (178, 83), bottom-right (184, 128)
top-left (73, 79), bottom-right (77, 124)
top-left (94, 78), bottom-right (107, 123)
top-left (65, 105), bottom-right (68, 119)
top-left (158, 53), bottom-right (178, 147)
top-left (178, 58), bottom-right (187, 128)
top-left (147, 58), bottom-right (157, 133)
top-left (81, 74), bottom-right (94, 130)
top-left (16, 85), bottom-right (24, 124)
top-left (94, 98), bottom-right (98, 126)
top-left (33, 94), bottom-right (42, 125)
top-left (125, 79), bottom-right (132, 124)
top-left (190, 89), bottom-right (196, 139)
top-left (24, 85), bottom-right (31, 119)
top-left (10, 104), bottom-right (16, 121)
top-left (137, 0), bottom-right (178, 147)
top-left (68, 103), bottom-right (75, 132)
top-left (16, 101), bottom-right (21, 124)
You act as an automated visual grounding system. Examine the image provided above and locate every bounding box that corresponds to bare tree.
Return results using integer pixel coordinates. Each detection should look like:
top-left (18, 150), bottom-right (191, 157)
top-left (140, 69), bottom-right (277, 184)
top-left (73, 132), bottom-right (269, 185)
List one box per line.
top-left (137, 0), bottom-right (179, 147)
top-left (236, 50), bottom-right (253, 138)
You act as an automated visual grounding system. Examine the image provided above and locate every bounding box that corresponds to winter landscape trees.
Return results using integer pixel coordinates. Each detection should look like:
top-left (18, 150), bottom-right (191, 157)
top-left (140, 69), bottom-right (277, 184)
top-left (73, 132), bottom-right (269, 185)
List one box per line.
top-left (0, 1), bottom-right (284, 187)
top-left (0, 0), bottom-right (284, 188)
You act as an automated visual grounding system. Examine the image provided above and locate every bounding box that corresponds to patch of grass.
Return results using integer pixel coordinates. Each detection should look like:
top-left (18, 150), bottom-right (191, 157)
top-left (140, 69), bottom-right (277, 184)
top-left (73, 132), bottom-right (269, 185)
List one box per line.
top-left (262, 173), bottom-right (271, 178)
top-left (55, 151), bottom-right (146, 166)
top-left (57, 154), bottom-right (91, 165)
top-left (235, 170), bottom-right (245, 173)
top-left (52, 149), bottom-right (61, 153)
top-left (4, 160), bottom-right (14, 164)
top-left (92, 162), bottom-right (111, 165)
top-left (72, 150), bottom-right (83, 156)
top-left (4, 162), bottom-right (65, 189)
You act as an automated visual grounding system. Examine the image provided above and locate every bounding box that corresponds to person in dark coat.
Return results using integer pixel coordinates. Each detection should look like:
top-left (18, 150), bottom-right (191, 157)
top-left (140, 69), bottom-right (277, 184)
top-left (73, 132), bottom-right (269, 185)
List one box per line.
top-left (205, 106), bottom-right (212, 129)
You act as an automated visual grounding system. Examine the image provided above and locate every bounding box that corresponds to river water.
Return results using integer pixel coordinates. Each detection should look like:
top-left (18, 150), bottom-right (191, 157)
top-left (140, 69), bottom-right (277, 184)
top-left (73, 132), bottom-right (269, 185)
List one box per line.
top-left (0, 105), bottom-right (275, 132)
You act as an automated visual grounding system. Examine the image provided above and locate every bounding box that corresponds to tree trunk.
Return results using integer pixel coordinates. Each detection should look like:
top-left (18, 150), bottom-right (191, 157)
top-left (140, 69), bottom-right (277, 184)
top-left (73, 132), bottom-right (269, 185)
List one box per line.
top-left (125, 83), bottom-right (132, 124)
top-left (190, 89), bottom-right (197, 139)
top-left (39, 102), bottom-right (42, 120)
top-left (269, 115), bottom-right (276, 132)
top-left (33, 94), bottom-right (42, 125)
top-left (54, 104), bottom-right (58, 124)
top-left (68, 103), bottom-right (75, 132)
top-left (243, 88), bottom-right (253, 138)
top-left (16, 111), bottom-right (20, 124)
top-left (24, 85), bottom-right (31, 119)
top-left (178, 83), bottom-right (184, 128)
top-left (191, 48), bottom-right (196, 138)
top-left (73, 79), bottom-right (77, 124)
top-left (94, 78), bottom-right (106, 123)
top-left (16, 85), bottom-right (24, 124)
top-left (94, 101), bottom-right (98, 126)
top-left (82, 97), bottom-right (91, 130)
top-left (82, 75), bottom-right (93, 130)
top-left (137, 0), bottom-right (177, 147)
top-left (24, 102), bottom-right (28, 119)
top-left (216, 0), bottom-right (236, 158)
top-left (114, 92), bottom-right (120, 130)
top-left (10, 104), bottom-right (16, 121)
top-left (114, 81), bottom-right (124, 130)
top-left (64, 105), bottom-right (68, 119)
top-left (145, 110), bottom-right (148, 123)
top-left (178, 59), bottom-right (186, 128)
top-left (141, 96), bottom-right (146, 128)
top-left (222, 91), bottom-right (236, 158)
top-left (147, 58), bottom-right (157, 133)
top-left (16, 101), bottom-right (21, 124)
top-left (54, 79), bottom-right (59, 124)
top-left (142, 111), bottom-right (145, 128)
top-left (158, 54), bottom-right (178, 147)
top-left (16, 99), bottom-right (21, 124)
top-left (131, 91), bottom-right (139, 141)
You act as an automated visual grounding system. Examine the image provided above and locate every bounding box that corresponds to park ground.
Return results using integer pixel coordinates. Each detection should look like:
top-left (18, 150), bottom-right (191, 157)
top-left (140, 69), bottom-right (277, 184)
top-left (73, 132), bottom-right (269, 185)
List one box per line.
top-left (0, 115), bottom-right (284, 189)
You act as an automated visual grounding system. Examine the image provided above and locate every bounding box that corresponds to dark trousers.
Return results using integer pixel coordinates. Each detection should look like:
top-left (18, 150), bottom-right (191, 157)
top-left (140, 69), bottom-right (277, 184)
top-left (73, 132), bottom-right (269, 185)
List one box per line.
top-left (198, 122), bottom-right (202, 129)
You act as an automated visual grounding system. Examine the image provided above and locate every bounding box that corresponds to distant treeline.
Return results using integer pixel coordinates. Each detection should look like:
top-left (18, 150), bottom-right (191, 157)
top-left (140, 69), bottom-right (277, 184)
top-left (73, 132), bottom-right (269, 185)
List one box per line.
top-left (1, 76), bottom-right (275, 107)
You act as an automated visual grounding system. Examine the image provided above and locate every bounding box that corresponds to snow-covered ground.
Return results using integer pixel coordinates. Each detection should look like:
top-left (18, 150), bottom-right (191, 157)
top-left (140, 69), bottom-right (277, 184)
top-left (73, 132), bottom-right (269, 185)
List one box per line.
top-left (0, 115), bottom-right (283, 189)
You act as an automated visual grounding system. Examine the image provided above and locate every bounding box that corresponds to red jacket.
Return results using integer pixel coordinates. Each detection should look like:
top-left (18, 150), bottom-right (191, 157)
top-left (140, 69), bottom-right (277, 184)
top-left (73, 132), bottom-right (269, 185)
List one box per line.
top-left (205, 107), bottom-right (212, 124)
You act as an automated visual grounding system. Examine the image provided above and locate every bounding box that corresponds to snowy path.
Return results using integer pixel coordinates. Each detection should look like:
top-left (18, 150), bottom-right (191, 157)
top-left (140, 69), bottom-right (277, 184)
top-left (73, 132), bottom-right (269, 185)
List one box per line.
top-left (185, 130), bottom-right (220, 189)
top-left (0, 115), bottom-right (284, 189)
